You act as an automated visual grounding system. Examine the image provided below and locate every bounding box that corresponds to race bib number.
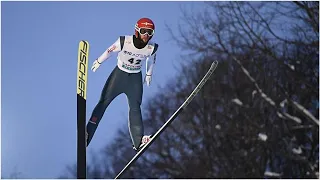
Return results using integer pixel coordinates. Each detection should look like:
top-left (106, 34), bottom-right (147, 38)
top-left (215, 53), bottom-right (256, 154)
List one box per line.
top-left (122, 58), bottom-right (142, 71)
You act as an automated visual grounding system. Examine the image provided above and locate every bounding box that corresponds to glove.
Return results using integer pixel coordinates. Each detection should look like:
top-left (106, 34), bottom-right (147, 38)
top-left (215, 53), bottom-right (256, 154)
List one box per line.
top-left (91, 60), bottom-right (101, 72)
top-left (144, 74), bottom-right (152, 86)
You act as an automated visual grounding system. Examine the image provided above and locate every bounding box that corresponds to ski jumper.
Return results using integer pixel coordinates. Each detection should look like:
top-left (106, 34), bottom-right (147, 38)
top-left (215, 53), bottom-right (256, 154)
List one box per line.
top-left (86, 35), bottom-right (158, 149)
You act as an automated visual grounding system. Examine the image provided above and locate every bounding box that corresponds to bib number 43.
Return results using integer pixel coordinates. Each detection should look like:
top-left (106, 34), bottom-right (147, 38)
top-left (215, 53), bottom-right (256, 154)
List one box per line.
top-left (128, 58), bottom-right (141, 65)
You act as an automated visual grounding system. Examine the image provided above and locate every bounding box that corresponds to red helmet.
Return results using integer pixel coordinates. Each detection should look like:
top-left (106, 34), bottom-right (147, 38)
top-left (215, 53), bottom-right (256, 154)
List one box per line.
top-left (135, 18), bottom-right (155, 38)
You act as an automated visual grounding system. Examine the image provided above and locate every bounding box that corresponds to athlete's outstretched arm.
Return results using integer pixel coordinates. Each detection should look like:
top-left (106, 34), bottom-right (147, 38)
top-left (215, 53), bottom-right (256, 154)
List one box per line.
top-left (145, 44), bottom-right (158, 86)
top-left (146, 43), bottom-right (158, 76)
top-left (146, 53), bottom-right (156, 76)
top-left (91, 38), bottom-right (122, 72)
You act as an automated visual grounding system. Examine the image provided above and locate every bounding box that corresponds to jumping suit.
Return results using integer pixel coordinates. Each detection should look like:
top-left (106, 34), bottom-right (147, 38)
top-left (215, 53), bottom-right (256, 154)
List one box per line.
top-left (86, 35), bottom-right (158, 149)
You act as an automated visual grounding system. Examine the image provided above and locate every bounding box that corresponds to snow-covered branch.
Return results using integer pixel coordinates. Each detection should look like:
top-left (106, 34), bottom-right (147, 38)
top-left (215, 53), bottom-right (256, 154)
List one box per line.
top-left (280, 99), bottom-right (318, 126)
top-left (232, 56), bottom-right (302, 124)
top-left (290, 100), bottom-right (319, 126)
top-left (231, 98), bottom-right (244, 107)
top-left (282, 112), bottom-right (302, 124)
top-left (291, 125), bottom-right (314, 130)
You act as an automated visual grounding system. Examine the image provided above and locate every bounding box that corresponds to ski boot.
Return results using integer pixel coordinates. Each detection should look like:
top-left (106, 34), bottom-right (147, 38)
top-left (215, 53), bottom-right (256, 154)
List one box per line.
top-left (133, 135), bottom-right (152, 152)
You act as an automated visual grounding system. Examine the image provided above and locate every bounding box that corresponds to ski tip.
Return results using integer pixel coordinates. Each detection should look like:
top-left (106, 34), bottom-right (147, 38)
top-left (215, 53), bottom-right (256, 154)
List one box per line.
top-left (80, 40), bottom-right (89, 44)
top-left (211, 60), bottom-right (218, 68)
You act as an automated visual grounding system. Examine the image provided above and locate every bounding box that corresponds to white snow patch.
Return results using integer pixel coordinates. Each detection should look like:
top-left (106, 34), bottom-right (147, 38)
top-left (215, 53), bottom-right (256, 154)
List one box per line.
top-left (243, 150), bottom-right (248, 156)
top-left (258, 133), bottom-right (268, 141)
top-left (287, 64), bottom-right (295, 70)
top-left (215, 124), bottom-right (221, 130)
top-left (280, 99), bottom-right (287, 108)
top-left (292, 147), bottom-right (302, 154)
top-left (252, 90), bottom-right (257, 98)
top-left (277, 112), bottom-right (285, 119)
top-left (264, 171), bottom-right (281, 177)
top-left (232, 98), bottom-right (243, 106)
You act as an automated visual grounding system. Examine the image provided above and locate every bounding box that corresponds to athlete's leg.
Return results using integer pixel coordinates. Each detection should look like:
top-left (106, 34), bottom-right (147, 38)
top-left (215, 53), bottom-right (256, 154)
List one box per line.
top-left (124, 72), bottom-right (144, 149)
top-left (86, 67), bottom-right (123, 146)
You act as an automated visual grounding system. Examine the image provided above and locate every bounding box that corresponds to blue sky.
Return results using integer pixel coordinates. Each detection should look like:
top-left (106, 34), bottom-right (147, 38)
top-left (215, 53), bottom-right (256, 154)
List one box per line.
top-left (1, 1), bottom-right (201, 178)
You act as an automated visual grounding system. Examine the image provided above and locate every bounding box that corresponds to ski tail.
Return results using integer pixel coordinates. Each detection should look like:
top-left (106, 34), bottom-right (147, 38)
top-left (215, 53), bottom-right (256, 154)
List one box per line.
top-left (77, 40), bottom-right (89, 179)
top-left (114, 60), bottom-right (219, 179)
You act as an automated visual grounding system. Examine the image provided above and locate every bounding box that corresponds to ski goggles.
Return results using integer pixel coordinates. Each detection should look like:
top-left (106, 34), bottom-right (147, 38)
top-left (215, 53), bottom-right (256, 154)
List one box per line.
top-left (137, 27), bottom-right (154, 36)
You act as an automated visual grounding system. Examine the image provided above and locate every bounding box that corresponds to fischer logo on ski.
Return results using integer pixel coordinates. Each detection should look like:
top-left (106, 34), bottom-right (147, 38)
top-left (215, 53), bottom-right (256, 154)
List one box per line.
top-left (77, 40), bottom-right (89, 99)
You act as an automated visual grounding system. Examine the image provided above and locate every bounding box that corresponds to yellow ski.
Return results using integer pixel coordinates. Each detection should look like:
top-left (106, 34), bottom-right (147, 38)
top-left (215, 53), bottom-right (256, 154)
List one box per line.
top-left (77, 40), bottom-right (89, 179)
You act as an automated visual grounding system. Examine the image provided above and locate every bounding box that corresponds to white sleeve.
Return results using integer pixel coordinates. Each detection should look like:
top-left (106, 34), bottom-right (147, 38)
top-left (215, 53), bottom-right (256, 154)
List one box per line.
top-left (146, 44), bottom-right (158, 75)
top-left (146, 53), bottom-right (156, 76)
top-left (97, 38), bottom-right (121, 64)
